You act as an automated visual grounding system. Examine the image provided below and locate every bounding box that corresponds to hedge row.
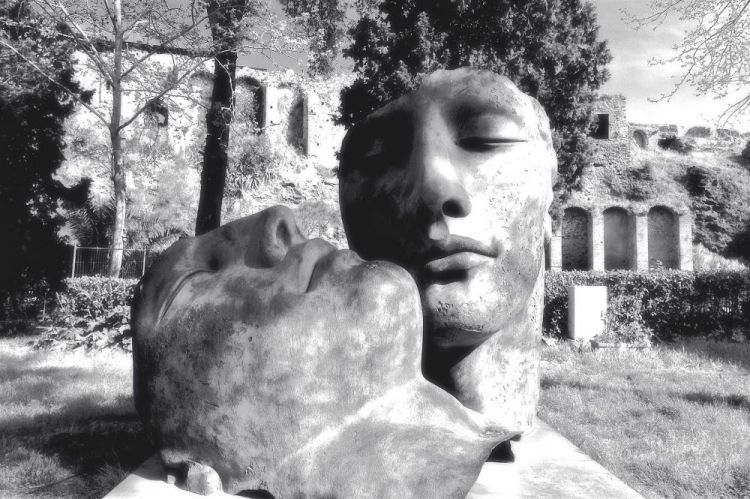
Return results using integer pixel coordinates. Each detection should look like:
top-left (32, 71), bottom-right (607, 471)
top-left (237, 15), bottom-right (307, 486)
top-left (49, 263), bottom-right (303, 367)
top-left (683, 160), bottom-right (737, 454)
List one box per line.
top-left (54, 271), bottom-right (750, 343)
top-left (545, 270), bottom-right (750, 342)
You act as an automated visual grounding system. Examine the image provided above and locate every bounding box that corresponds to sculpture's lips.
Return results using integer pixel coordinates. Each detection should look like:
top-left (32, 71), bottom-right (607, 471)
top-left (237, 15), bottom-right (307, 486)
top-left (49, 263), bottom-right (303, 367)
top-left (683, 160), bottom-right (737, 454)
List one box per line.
top-left (305, 244), bottom-right (362, 292)
top-left (420, 236), bottom-right (498, 275)
top-left (423, 252), bottom-right (493, 273)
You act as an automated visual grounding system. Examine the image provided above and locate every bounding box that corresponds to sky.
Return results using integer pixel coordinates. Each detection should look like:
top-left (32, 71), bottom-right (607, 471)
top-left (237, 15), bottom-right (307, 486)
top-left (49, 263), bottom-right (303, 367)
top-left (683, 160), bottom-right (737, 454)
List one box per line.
top-left (590, 0), bottom-right (749, 131)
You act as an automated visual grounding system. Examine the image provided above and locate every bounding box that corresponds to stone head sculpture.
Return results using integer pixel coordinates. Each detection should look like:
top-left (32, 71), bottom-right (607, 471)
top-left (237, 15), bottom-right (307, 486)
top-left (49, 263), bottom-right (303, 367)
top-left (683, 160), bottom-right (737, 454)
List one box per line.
top-left (339, 68), bottom-right (557, 432)
top-left (131, 205), bottom-right (513, 497)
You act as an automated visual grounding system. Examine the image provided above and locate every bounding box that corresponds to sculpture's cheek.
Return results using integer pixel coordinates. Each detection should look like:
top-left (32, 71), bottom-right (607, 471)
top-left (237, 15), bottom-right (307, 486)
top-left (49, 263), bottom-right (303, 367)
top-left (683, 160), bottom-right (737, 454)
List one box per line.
top-left (421, 197), bottom-right (546, 347)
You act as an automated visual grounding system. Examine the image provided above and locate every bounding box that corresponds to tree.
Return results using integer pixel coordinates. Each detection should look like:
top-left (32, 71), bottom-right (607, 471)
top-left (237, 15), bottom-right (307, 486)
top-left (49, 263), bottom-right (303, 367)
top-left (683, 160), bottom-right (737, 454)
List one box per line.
top-left (281, 0), bottom-right (346, 75)
top-left (339, 0), bottom-right (611, 196)
top-left (627, 0), bottom-right (750, 121)
top-left (195, 0), bottom-right (254, 235)
top-left (195, 0), bottom-right (343, 234)
top-left (1, 0), bottom-right (216, 276)
top-left (0, 1), bottom-right (88, 318)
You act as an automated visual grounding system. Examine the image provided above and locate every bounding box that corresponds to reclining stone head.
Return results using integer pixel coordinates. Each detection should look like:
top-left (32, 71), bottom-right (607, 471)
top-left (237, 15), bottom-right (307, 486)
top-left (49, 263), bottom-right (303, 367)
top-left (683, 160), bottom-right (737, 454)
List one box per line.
top-left (131, 205), bottom-right (514, 497)
top-left (339, 68), bottom-right (557, 432)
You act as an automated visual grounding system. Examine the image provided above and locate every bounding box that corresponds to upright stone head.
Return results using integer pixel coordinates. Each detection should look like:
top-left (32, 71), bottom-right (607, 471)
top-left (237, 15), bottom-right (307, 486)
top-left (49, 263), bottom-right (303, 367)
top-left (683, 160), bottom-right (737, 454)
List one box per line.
top-left (339, 68), bottom-right (557, 432)
top-left (131, 205), bottom-right (512, 497)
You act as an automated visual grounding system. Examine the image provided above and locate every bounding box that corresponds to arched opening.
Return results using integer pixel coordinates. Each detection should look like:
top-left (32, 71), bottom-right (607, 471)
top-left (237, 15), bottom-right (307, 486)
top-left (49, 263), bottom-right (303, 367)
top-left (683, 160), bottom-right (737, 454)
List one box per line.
top-left (633, 130), bottom-right (648, 149)
top-left (236, 76), bottom-right (265, 129)
top-left (562, 207), bottom-right (590, 270)
top-left (286, 94), bottom-right (307, 154)
top-left (648, 206), bottom-right (679, 269)
top-left (603, 207), bottom-right (633, 270)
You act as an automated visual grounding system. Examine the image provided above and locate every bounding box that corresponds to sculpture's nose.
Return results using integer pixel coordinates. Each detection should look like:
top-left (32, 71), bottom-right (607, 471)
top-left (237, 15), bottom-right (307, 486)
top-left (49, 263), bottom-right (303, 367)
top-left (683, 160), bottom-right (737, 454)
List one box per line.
top-left (259, 205), bottom-right (306, 266)
top-left (411, 129), bottom-right (471, 239)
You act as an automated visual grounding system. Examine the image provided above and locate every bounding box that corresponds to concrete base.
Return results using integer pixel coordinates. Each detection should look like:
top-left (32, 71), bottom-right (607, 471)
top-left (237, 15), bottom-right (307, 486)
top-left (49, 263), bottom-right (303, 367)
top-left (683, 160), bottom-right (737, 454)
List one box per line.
top-left (105, 420), bottom-right (642, 499)
top-left (467, 421), bottom-right (642, 498)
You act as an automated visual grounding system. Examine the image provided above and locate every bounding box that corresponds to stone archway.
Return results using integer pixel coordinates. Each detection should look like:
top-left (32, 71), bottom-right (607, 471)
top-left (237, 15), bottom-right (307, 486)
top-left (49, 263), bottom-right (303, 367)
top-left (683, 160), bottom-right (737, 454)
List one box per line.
top-left (633, 130), bottom-right (648, 149)
top-left (286, 94), bottom-right (307, 154)
top-left (648, 206), bottom-right (679, 269)
top-left (562, 207), bottom-right (590, 270)
top-left (603, 207), bottom-right (633, 270)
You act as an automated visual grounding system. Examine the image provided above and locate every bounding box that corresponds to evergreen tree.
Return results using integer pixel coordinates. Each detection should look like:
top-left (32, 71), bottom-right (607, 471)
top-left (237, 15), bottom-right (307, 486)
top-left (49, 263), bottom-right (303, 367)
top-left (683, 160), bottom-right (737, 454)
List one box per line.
top-left (339, 0), bottom-right (612, 195)
top-left (0, 1), bottom-right (88, 318)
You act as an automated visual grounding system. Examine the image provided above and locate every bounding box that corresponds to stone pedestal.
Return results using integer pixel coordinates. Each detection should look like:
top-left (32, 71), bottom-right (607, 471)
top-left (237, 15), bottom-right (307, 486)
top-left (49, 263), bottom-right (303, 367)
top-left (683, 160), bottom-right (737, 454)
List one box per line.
top-left (105, 420), bottom-right (643, 499)
top-left (567, 286), bottom-right (607, 340)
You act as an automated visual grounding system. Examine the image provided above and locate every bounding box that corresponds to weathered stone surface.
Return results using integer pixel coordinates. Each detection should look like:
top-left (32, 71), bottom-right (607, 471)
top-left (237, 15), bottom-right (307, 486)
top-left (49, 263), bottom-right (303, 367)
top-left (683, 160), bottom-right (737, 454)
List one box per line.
top-left (338, 68), bottom-right (557, 433)
top-left (132, 205), bottom-right (512, 497)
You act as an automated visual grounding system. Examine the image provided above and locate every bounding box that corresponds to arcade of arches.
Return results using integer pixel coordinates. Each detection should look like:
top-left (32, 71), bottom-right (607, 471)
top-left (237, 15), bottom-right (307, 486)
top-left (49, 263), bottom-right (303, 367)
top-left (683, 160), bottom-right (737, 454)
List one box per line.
top-left (550, 205), bottom-right (693, 271)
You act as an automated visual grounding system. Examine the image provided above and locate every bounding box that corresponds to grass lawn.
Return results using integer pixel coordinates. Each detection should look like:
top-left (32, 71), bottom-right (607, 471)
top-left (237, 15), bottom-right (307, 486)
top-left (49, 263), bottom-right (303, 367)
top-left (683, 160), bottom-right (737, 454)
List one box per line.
top-left (540, 340), bottom-right (750, 499)
top-left (0, 336), bottom-right (152, 498)
top-left (0, 336), bottom-right (748, 498)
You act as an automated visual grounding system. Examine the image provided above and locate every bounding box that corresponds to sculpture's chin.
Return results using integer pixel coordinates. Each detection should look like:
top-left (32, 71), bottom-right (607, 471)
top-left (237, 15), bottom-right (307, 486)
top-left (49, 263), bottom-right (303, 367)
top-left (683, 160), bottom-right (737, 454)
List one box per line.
top-left (420, 256), bottom-right (539, 349)
top-left (420, 280), bottom-right (511, 349)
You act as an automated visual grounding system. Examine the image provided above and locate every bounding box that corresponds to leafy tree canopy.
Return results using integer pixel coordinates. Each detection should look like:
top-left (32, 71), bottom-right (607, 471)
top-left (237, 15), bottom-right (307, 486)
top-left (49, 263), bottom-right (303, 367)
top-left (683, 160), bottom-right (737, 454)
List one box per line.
top-left (339, 0), bottom-right (611, 195)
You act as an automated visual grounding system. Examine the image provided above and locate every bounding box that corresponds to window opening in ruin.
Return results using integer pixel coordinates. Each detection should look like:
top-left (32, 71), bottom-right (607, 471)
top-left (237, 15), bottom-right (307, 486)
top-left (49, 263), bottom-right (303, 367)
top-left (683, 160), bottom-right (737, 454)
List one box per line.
top-left (562, 207), bottom-right (591, 270)
top-left (254, 86), bottom-right (266, 129)
top-left (286, 95), bottom-right (307, 154)
top-left (603, 207), bottom-right (633, 270)
top-left (592, 113), bottom-right (609, 139)
top-left (144, 98), bottom-right (168, 127)
top-left (633, 130), bottom-right (648, 149)
top-left (236, 77), bottom-right (265, 131)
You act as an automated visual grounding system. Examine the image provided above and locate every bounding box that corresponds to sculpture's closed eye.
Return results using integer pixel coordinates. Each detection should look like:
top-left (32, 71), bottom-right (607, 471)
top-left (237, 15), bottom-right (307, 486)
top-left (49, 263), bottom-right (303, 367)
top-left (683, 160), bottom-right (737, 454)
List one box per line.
top-left (457, 136), bottom-right (528, 152)
top-left (455, 109), bottom-right (528, 152)
top-left (156, 269), bottom-right (213, 324)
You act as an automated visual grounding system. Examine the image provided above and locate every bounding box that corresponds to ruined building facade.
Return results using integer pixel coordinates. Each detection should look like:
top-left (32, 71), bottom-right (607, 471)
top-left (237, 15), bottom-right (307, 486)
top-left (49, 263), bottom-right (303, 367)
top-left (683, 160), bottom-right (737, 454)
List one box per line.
top-left (548, 95), bottom-right (694, 271)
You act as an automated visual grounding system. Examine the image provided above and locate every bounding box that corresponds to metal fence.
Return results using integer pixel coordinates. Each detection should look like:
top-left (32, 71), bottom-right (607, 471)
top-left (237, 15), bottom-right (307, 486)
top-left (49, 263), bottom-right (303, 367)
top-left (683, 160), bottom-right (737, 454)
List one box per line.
top-left (70, 246), bottom-right (148, 279)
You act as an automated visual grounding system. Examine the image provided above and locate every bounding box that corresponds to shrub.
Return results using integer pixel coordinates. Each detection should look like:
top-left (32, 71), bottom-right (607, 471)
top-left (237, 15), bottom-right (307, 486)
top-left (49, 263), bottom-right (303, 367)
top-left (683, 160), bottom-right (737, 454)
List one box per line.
top-left (55, 276), bottom-right (137, 321)
top-left (602, 162), bottom-right (656, 201)
top-left (545, 270), bottom-right (750, 342)
top-left (40, 277), bottom-right (137, 351)
top-left (682, 165), bottom-right (750, 256)
top-left (657, 136), bottom-right (695, 154)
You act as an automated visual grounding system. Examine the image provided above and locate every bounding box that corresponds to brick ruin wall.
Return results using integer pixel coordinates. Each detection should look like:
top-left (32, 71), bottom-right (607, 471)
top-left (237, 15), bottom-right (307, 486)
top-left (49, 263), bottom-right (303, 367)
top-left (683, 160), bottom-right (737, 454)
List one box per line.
top-left (590, 95), bottom-right (630, 169)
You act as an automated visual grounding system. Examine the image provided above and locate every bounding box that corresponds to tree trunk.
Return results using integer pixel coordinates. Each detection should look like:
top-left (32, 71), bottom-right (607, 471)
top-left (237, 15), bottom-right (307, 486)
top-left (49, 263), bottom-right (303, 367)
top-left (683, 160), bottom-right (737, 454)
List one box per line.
top-left (195, 0), bottom-right (247, 235)
top-left (195, 50), bottom-right (237, 235)
top-left (108, 1), bottom-right (125, 277)
top-left (107, 126), bottom-right (127, 276)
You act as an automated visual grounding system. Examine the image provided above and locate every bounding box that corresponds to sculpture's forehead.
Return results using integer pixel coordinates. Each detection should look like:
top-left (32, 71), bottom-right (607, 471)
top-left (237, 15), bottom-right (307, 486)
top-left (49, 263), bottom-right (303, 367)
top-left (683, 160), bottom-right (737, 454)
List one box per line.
top-left (368, 68), bottom-right (546, 139)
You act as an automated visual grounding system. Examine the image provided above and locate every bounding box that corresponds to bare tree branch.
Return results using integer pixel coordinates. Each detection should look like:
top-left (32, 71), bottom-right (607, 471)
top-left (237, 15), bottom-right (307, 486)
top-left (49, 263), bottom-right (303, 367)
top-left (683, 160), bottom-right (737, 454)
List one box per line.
top-left (43, 0), bottom-right (114, 82)
top-left (625, 0), bottom-right (750, 124)
top-left (118, 56), bottom-right (211, 131)
top-left (119, 10), bottom-right (213, 79)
